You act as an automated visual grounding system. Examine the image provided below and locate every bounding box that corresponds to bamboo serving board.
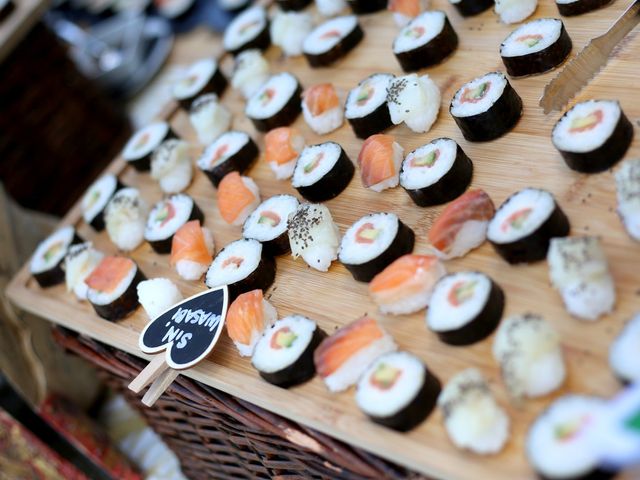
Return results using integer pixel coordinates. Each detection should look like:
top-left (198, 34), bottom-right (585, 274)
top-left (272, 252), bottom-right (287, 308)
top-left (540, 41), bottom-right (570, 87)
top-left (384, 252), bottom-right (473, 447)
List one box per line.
top-left (7, 2), bottom-right (640, 478)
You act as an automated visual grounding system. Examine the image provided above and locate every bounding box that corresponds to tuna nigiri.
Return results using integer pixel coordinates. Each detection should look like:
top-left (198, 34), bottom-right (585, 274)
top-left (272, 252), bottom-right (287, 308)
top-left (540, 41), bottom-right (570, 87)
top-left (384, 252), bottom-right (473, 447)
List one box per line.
top-left (388, 0), bottom-right (426, 26)
top-left (369, 254), bottom-right (446, 315)
top-left (226, 289), bottom-right (277, 357)
top-left (302, 83), bottom-right (344, 135)
top-left (428, 189), bottom-right (495, 259)
top-left (170, 220), bottom-right (214, 281)
top-left (264, 127), bottom-right (305, 180)
top-left (314, 316), bottom-right (397, 392)
top-left (358, 134), bottom-right (404, 192)
top-left (217, 172), bottom-right (261, 226)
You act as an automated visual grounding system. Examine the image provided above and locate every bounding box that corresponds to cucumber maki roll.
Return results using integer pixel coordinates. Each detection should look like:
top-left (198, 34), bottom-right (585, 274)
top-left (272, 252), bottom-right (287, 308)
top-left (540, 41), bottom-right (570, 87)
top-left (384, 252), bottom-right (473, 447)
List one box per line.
top-left (223, 6), bottom-right (270, 56)
top-left (345, 73), bottom-right (394, 139)
top-left (81, 174), bottom-right (126, 231)
top-left (30, 226), bottom-right (83, 288)
top-left (245, 73), bottom-right (302, 132)
top-left (243, 195), bottom-right (300, 256)
top-left (197, 131), bottom-right (259, 188)
top-left (302, 15), bottom-right (364, 67)
top-left (122, 122), bottom-right (176, 172)
top-left (144, 194), bottom-right (204, 254)
top-left (171, 58), bottom-right (228, 110)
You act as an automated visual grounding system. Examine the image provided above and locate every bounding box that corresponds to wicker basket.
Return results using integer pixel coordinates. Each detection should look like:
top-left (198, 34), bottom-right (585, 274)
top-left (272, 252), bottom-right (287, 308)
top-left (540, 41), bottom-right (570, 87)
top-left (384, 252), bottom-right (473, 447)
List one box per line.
top-left (53, 328), bottom-right (425, 480)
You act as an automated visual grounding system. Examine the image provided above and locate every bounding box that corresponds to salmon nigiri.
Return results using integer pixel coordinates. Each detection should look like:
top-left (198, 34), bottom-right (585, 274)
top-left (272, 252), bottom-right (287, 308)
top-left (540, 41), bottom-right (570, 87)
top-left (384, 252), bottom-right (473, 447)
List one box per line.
top-left (358, 134), bottom-right (404, 192)
top-left (264, 127), bottom-right (305, 180)
top-left (217, 172), bottom-right (261, 226)
top-left (369, 254), bottom-right (446, 315)
top-left (226, 289), bottom-right (277, 357)
top-left (314, 316), bottom-right (396, 392)
top-left (302, 83), bottom-right (344, 135)
top-left (171, 220), bottom-right (214, 281)
top-left (388, 0), bottom-right (426, 26)
top-left (428, 189), bottom-right (495, 260)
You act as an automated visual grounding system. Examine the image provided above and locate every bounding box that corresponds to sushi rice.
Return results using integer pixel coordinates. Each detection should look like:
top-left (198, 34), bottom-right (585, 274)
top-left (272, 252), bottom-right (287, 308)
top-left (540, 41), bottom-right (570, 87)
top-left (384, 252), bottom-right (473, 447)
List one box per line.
top-left (105, 188), bottom-right (148, 252)
top-left (315, 0), bottom-right (347, 16)
top-left (609, 313), bottom-right (640, 384)
top-left (136, 278), bottom-right (183, 320)
top-left (232, 49), bottom-right (270, 99)
top-left (189, 94), bottom-right (232, 146)
top-left (288, 203), bottom-right (340, 271)
top-left (64, 242), bottom-right (104, 301)
top-left (495, 0), bottom-right (537, 24)
top-left (387, 74), bottom-right (440, 133)
top-left (615, 158), bottom-right (640, 241)
top-left (270, 11), bottom-right (313, 57)
top-left (151, 139), bottom-right (193, 194)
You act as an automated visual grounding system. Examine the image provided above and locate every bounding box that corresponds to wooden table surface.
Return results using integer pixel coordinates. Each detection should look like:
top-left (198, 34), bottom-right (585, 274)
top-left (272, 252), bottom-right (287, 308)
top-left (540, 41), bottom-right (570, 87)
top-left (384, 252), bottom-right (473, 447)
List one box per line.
top-left (7, 1), bottom-right (640, 479)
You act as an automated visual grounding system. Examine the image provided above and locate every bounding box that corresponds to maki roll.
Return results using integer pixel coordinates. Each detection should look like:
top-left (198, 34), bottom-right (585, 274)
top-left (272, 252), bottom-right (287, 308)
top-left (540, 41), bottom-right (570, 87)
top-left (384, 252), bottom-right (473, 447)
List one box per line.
top-left (493, 314), bottom-right (566, 398)
top-left (276, 0), bottom-right (312, 10)
top-left (136, 278), bottom-right (183, 321)
top-left (223, 6), bottom-right (270, 56)
top-left (302, 16), bottom-right (364, 68)
top-left (231, 49), bottom-right (270, 100)
top-left (387, 74), bottom-right (441, 134)
top-left (288, 203), bottom-right (340, 272)
top-left (400, 138), bottom-right (473, 207)
top-left (170, 221), bottom-right (214, 281)
top-left (339, 212), bottom-right (415, 282)
top-left (301, 84), bottom-right (344, 135)
top-left (548, 236), bottom-right (615, 321)
top-left (526, 396), bottom-right (616, 480)
top-left (227, 290), bottom-right (277, 357)
top-left (345, 73), bottom-right (394, 139)
top-left (85, 256), bottom-right (146, 321)
top-left (144, 194), bottom-right (203, 254)
top-left (245, 72), bottom-right (302, 132)
top-left (609, 314), bottom-right (640, 385)
top-left (171, 58), bottom-right (227, 110)
top-left (393, 11), bottom-right (458, 72)
top-left (253, 315), bottom-right (327, 388)
top-left (291, 142), bottom-right (354, 202)
top-left (358, 134), bottom-right (404, 192)
top-left (105, 188), bottom-right (148, 252)
top-left (615, 158), bottom-right (640, 241)
top-left (217, 172), bottom-right (261, 226)
top-left (81, 174), bottom-right (125, 231)
top-left (264, 127), bottom-right (305, 180)
top-left (189, 94), bottom-right (232, 146)
top-left (356, 352), bottom-right (441, 431)
top-left (427, 189), bottom-right (496, 259)
top-left (487, 188), bottom-right (570, 264)
top-left (369, 254), bottom-right (446, 315)
top-left (64, 242), bottom-right (104, 301)
top-left (197, 131), bottom-right (258, 188)
top-left (347, 0), bottom-right (386, 14)
top-left (388, 0), bottom-right (427, 27)
top-left (270, 11), bottom-right (313, 57)
top-left (314, 316), bottom-right (397, 392)
top-left (556, 0), bottom-right (612, 16)
top-left (427, 272), bottom-right (504, 346)
top-left (438, 369), bottom-right (510, 455)
top-left (450, 72), bottom-right (523, 142)
top-left (243, 195), bottom-right (300, 256)
top-left (205, 238), bottom-right (275, 301)
top-left (30, 226), bottom-right (83, 288)
top-left (122, 122), bottom-right (175, 172)
top-left (500, 18), bottom-right (572, 77)
top-left (449, 0), bottom-right (494, 17)
top-left (150, 140), bottom-right (193, 194)
top-left (316, 0), bottom-right (347, 16)
top-left (552, 100), bottom-right (633, 173)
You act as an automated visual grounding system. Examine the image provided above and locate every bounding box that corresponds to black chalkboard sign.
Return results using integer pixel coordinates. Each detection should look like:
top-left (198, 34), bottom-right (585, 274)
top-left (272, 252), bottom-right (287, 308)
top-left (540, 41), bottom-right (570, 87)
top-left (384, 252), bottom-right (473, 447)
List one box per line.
top-left (139, 286), bottom-right (229, 370)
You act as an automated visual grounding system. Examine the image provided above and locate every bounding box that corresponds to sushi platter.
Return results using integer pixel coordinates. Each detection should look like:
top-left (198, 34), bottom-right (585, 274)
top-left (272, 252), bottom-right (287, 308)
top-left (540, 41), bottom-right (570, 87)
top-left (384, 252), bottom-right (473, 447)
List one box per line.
top-left (7, 1), bottom-right (640, 478)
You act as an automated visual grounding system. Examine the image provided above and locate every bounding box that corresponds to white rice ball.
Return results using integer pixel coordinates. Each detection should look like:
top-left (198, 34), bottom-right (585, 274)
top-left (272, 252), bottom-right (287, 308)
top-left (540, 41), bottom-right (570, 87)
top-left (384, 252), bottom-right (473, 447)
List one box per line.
top-left (495, 0), bottom-right (537, 24)
top-left (137, 278), bottom-right (184, 320)
top-left (270, 11), bottom-right (313, 57)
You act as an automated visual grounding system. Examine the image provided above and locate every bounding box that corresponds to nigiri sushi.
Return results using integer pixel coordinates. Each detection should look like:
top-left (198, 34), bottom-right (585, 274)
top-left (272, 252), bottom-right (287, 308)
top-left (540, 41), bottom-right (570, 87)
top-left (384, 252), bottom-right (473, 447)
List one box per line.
top-left (217, 172), bottom-right (261, 226)
top-left (270, 11), bottom-right (313, 57)
top-left (387, 74), bottom-right (440, 134)
top-left (105, 188), bottom-right (148, 252)
top-left (170, 220), bottom-right (214, 281)
top-left (314, 316), bottom-right (397, 392)
top-left (264, 127), bottom-right (305, 180)
top-left (231, 49), bottom-right (269, 100)
top-left (302, 84), bottom-right (344, 135)
top-left (226, 289), bottom-right (277, 357)
top-left (495, 0), bottom-right (537, 24)
top-left (136, 278), bottom-right (183, 320)
top-left (288, 203), bottom-right (340, 272)
top-left (151, 139), bottom-right (193, 194)
top-left (428, 189), bottom-right (495, 259)
top-left (369, 254), bottom-right (445, 315)
top-left (388, 0), bottom-right (427, 27)
top-left (358, 134), bottom-right (404, 192)
top-left (615, 158), bottom-right (640, 241)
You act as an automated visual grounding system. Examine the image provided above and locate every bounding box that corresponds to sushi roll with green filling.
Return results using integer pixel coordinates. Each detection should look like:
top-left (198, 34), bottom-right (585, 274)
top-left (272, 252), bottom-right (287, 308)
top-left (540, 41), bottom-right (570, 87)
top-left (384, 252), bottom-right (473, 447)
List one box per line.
top-left (288, 203), bottom-right (340, 272)
top-left (347, 0), bottom-right (386, 13)
top-left (144, 194), bottom-right (203, 254)
top-left (487, 188), bottom-right (570, 264)
top-left (81, 174), bottom-right (126, 231)
top-left (615, 158), bottom-right (640, 242)
top-left (500, 18), bottom-right (572, 77)
top-left (387, 74), bottom-right (441, 134)
top-left (189, 94), bottom-right (232, 146)
top-left (449, 0), bottom-right (493, 17)
top-left (345, 73), bottom-right (394, 139)
top-left (105, 188), bottom-right (149, 252)
top-left (205, 239), bottom-right (275, 301)
top-left (245, 73), bottom-right (302, 132)
top-left (427, 271), bottom-right (504, 346)
top-left (197, 131), bottom-right (258, 188)
top-left (548, 237), bottom-right (615, 321)
top-left (253, 315), bottom-right (327, 388)
top-left (339, 212), bottom-right (415, 282)
top-left (64, 243), bottom-right (104, 301)
top-left (609, 314), bottom-right (640, 385)
top-left (356, 352), bottom-right (441, 431)
top-left (450, 72), bottom-right (522, 142)
top-left (552, 100), bottom-right (633, 173)
top-left (292, 142), bottom-right (354, 202)
top-left (302, 15), bottom-right (364, 68)
top-left (556, 0), bottom-right (612, 16)
top-left (393, 11), bottom-right (458, 72)
top-left (30, 226), bottom-right (83, 288)
top-left (151, 140), bottom-right (193, 194)
top-left (171, 58), bottom-right (227, 110)
top-left (223, 6), bottom-right (270, 56)
top-left (493, 314), bottom-right (566, 399)
top-left (122, 122), bottom-right (176, 172)
top-left (243, 195), bottom-right (300, 256)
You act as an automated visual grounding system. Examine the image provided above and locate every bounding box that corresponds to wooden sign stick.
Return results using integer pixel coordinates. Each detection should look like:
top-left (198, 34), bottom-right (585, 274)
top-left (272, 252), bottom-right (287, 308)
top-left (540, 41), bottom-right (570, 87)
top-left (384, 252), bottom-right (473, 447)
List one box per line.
top-left (128, 355), bottom-right (170, 394)
top-left (141, 367), bottom-right (179, 407)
